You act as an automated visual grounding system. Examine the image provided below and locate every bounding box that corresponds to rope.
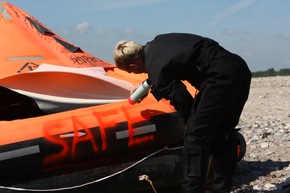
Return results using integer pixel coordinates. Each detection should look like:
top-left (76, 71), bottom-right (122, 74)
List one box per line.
top-left (0, 146), bottom-right (183, 192)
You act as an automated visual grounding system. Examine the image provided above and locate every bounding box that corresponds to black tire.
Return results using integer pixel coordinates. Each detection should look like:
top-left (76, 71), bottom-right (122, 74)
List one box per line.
top-left (235, 131), bottom-right (246, 162)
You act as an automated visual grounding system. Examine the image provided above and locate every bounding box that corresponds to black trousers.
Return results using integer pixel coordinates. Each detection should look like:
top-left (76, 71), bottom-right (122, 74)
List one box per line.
top-left (182, 48), bottom-right (252, 193)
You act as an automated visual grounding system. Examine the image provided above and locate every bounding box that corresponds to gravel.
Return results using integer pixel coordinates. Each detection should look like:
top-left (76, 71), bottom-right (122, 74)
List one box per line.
top-left (231, 76), bottom-right (290, 193)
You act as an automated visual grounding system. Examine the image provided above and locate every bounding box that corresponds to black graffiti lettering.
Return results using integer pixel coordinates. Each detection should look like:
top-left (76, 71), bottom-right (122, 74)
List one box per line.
top-left (77, 56), bottom-right (86, 64)
top-left (17, 62), bottom-right (39, 73)
top-left (71, 57), bottom-right (78, 64)
top-left (84, 56), bottom-right (92, 63)
top-left (18, 62), bottom-right (29, 72)
top-left (72, 56), bottom-right (86, 65)
top-left (71, 55), bottom-right (102, 65)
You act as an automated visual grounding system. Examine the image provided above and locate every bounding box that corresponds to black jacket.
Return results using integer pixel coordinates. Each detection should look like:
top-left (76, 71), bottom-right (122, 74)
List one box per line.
top-left (142, 33), bottom-right (219, 119)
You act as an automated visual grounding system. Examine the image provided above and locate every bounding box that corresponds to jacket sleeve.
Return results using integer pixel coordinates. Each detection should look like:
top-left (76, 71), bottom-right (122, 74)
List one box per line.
top-left (151, 80), bottom-right (194, 121)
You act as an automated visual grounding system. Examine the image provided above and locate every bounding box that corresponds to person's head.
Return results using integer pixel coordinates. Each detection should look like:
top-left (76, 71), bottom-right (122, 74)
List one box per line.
top-left (113, 40), bottom-right (146, 73)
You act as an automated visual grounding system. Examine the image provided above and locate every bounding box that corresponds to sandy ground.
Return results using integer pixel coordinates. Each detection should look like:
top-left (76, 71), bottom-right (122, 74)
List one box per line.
top-left (231, 76), bottom-right (290, 193)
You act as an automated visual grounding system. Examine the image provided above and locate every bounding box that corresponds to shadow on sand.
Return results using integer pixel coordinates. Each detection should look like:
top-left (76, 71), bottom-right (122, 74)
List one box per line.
top-left (232, 159), bottom-right (290, 193)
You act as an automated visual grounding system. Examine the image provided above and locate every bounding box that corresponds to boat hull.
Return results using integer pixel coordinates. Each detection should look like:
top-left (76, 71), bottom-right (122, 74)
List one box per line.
top-left (0, 146), bottom-right (184, 193)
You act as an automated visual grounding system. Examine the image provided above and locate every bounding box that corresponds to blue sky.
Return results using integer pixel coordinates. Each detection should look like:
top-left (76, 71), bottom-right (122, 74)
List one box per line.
top-left (4, 0), bottom-right (290, 72)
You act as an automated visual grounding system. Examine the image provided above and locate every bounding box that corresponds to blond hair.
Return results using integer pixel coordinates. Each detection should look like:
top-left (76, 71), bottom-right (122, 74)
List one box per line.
top-left (113, 40), bottom-right (143, 69)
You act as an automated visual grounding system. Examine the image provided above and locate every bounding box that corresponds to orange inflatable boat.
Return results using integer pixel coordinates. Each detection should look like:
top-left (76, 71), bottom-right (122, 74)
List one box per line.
top-left (0, 2), bottom-right (245, 193)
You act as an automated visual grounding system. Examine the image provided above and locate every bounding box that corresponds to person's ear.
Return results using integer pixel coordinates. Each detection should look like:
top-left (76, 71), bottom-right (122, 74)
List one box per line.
top-left (129, 64), bottom-right (139, 70)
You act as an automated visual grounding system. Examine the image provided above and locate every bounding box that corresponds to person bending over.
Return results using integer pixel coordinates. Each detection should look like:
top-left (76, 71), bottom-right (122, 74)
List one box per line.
top-left (113, 33), bottom-right (252, 193)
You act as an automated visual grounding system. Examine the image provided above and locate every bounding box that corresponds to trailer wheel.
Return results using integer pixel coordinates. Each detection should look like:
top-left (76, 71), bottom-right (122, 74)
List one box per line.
top-left (235, 131), bottom-right (246, 162)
